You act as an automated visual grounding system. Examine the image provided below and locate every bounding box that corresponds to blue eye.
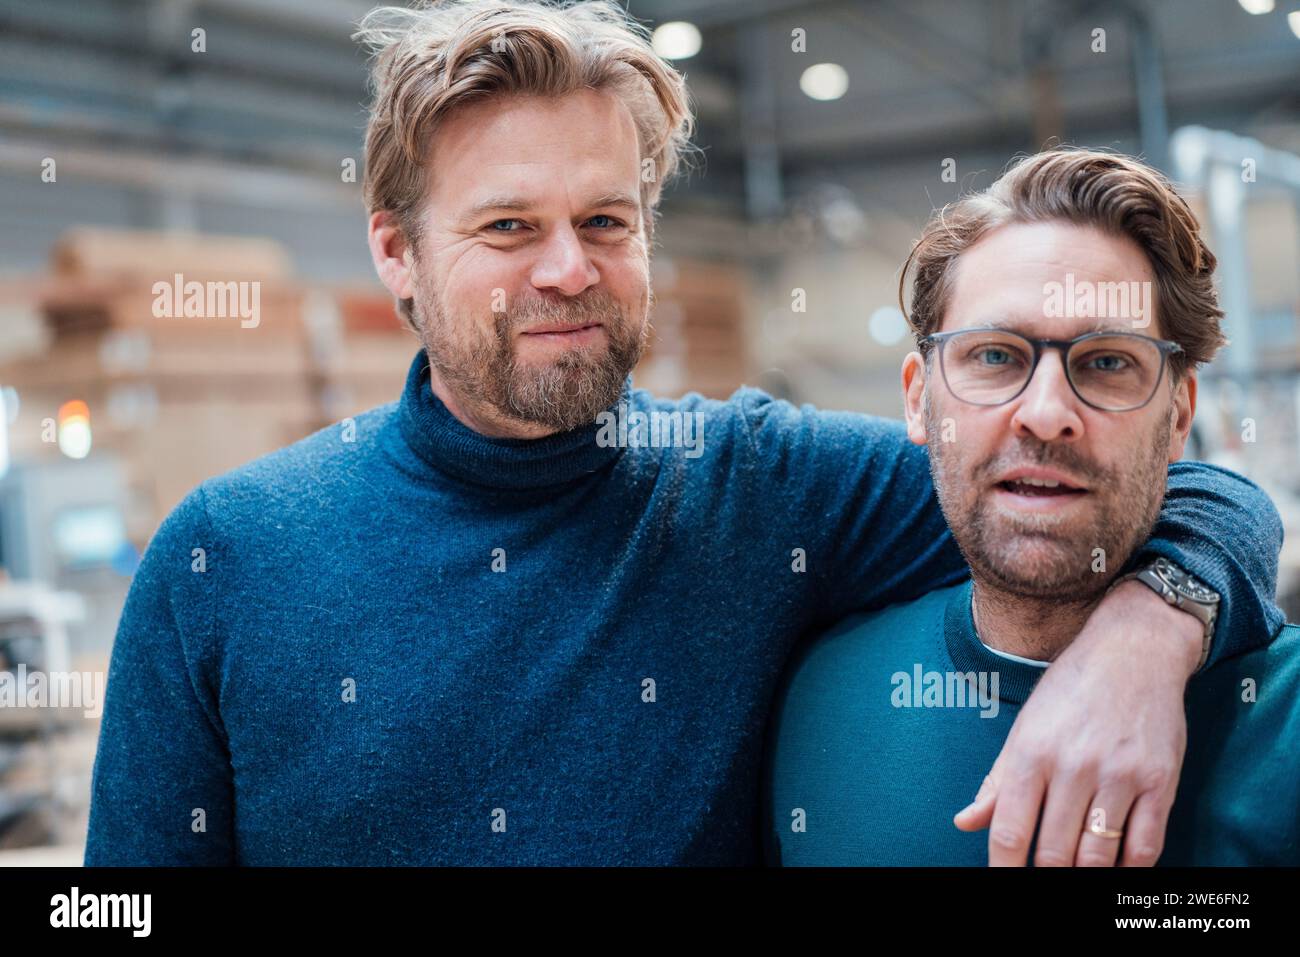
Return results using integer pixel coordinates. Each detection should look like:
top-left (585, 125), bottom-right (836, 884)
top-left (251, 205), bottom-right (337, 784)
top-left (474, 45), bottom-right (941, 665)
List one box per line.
top-left (1088, 354), bottom-right (1127, 372)
top-left (978, 348), bottom-right (1012, 366)
top-left (587, 215), bottom-right (616, 228)
top-left (489, 219), bottom-right (521, 231)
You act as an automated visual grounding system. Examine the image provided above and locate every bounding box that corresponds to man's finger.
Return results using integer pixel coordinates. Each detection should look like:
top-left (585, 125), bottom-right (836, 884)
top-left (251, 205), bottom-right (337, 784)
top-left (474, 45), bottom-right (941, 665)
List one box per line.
top-left (1074, 786), bottom-right (1137, 867)
top-left (1119, 791), bottom-right (1173, 866)
top-left (986, 768), bottom-right (1046, 867)
top-left (1032, 770), bottom-right (1096, 866)
top-left (954, 774), bottom-right (997, 831)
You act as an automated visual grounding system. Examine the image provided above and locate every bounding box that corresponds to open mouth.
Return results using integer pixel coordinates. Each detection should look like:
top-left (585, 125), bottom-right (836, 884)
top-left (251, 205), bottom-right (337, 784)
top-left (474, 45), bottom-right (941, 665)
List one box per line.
top-left (994, 471), bottom-right (1088, 501)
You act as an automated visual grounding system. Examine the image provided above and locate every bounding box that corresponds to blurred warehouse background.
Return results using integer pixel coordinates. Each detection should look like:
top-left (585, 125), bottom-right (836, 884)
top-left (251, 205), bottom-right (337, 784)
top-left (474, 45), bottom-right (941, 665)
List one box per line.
top-left (0, 0), bottom-right (1297, 862)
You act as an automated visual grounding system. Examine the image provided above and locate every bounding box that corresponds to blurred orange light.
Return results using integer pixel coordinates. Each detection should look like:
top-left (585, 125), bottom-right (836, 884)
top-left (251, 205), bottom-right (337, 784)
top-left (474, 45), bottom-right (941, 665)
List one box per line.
top-left (58, 399), bottom-right (90, 423)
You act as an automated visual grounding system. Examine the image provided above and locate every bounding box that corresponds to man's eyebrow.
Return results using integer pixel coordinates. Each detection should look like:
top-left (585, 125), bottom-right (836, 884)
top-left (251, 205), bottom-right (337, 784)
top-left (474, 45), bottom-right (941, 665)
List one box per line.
top-left (457, 196), bottom-right (534, 224)
top-left (975, 318), bottom-right (1134, 335)
top-left (971, 318), bottom-right (1026, 333)
top-left (585, 192), bottom-right (640, 213)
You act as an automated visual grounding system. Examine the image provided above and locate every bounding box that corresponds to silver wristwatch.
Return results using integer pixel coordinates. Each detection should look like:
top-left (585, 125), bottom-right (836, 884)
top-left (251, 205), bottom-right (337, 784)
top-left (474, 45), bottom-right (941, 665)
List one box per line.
top-left (1115, 556), bottom-right (1220, 671)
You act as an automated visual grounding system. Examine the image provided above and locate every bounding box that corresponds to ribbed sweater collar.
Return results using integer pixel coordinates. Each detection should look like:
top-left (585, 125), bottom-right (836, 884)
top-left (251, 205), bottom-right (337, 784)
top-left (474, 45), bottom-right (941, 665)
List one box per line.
top-left (943, 579), bottom-right (1046, 706)
top-left (395, 348), bottom-right (629, 490)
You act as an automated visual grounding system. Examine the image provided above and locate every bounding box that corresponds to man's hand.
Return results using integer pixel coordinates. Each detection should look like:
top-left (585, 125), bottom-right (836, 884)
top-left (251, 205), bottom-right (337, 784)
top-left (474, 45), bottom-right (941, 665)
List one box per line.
top-left (953, 580), bottom-right (1202, 866)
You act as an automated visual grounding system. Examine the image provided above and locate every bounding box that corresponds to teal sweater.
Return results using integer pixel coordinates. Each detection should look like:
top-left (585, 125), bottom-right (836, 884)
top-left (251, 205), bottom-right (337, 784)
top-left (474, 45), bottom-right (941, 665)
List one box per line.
top-left (765, 580), bottom-right (1300, 865)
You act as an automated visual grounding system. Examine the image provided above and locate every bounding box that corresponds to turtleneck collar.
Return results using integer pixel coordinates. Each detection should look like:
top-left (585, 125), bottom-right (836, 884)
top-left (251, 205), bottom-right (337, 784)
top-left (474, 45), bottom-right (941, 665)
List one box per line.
top-left (943, 579), bottom-right (1047, 706)
top-left (394, 348), bottom-right (630, 490)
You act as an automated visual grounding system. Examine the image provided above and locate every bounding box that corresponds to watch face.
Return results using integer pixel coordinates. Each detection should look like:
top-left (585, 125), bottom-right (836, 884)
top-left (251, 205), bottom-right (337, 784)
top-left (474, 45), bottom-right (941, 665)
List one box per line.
top-left (1157, 559), bottom-right (1219, 605)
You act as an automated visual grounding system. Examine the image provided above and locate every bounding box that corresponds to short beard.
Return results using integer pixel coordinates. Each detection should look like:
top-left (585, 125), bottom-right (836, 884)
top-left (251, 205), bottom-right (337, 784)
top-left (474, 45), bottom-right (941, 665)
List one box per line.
top-left (417, 285), bottom-right (649, 433)
top-left (925, 393), bottom-right (1170, 602)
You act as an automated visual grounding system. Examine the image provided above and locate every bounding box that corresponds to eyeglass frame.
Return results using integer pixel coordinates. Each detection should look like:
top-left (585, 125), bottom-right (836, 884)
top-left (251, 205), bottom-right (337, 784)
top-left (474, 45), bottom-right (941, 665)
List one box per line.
top-left (918, 327), bottom-right (1185, 412)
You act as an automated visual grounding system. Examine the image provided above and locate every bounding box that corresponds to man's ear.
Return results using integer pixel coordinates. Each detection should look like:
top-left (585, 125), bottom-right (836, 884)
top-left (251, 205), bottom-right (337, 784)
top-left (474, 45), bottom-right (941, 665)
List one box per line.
top-left (368, 210), bottom-right (416, 301)
top-left (1167, 372), bottom-right (1196, 462)
top-left (901, 351), bottom-right (929, 446)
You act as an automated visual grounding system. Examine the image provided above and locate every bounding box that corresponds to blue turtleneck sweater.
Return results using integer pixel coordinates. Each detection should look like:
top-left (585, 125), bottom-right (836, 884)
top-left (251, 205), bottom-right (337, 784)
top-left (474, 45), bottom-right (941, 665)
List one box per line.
top-left (85, 349), bottom-right (1283, 865)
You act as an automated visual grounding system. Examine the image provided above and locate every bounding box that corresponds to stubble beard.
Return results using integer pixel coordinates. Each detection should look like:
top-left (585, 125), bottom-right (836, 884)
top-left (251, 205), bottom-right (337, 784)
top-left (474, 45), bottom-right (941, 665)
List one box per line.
top-left (415, 282), bottom-right (650, 433)
top-left (924, 394), bottom-right (1170, 602)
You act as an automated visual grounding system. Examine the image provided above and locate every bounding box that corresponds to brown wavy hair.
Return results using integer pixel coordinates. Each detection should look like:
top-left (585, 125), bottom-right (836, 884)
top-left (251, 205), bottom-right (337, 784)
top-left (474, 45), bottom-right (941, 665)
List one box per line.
top-left (899, 148), bottom-right (1226, 378)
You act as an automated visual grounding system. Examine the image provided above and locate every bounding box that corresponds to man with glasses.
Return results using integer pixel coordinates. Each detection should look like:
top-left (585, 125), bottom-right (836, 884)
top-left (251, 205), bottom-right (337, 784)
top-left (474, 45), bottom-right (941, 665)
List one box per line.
top-left (764, 148), bottom-right (1300, 866)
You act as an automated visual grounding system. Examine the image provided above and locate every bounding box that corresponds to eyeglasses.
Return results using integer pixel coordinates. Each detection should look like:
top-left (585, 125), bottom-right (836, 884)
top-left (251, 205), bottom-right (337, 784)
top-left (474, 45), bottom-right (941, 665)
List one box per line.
top-left (919, 328), bottom-right (1183, 412)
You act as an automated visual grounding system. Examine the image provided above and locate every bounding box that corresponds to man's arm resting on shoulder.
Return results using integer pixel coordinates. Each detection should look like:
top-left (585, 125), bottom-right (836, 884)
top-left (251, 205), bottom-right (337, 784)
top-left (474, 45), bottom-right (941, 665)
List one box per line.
top-left (84, 485), bottom-right (236, 866)
top-left (736, 394), bottom-right (970, 625)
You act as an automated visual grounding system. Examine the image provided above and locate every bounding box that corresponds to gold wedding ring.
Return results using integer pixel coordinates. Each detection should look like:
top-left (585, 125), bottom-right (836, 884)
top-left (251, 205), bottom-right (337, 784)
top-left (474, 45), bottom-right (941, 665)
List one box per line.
top-left (1087, 821), bottom-right (1124, 840)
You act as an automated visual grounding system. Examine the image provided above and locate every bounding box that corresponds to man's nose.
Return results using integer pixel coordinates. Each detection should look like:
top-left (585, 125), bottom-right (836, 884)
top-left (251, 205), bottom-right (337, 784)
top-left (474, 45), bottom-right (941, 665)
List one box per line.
top-left (529, 224), bottom-right (599, 297)
top-left (1009, 351), bottom-right (1086, 442)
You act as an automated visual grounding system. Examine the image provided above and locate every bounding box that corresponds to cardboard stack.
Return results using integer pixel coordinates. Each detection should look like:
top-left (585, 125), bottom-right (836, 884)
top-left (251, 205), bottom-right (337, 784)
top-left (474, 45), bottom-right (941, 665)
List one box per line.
top-left (308, 286), bottom-right (421, 424)
top-left (635, 258), bottom-right (751, 399)
top-left (0, 228), bottom-right (414, 542)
